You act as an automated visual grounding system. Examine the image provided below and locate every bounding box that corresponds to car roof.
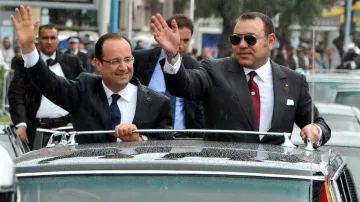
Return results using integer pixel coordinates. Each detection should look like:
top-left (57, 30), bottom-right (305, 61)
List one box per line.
top-left (15, 140), bottom-right (341, 180)
top-left (306, 74), bottom-right (360, 82)
top-left (315, 102), bottom-right (356, 116)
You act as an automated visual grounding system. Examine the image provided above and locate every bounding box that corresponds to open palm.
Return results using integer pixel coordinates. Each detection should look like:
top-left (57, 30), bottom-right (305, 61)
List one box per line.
top-left (10, 5), bottom-right (39, 53)
top-left (151, 14), bottom-right (180, 55)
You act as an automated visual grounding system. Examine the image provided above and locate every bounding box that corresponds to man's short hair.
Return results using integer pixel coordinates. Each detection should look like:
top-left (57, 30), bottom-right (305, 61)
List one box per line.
top-left (238, 12), bottom-right (275, 36)
top-left (94, 33), bottom-right (132, 60)
top-left (38, 24), bottom-right (58, 36)
top-left (166, 14), bottom-right (194, 35)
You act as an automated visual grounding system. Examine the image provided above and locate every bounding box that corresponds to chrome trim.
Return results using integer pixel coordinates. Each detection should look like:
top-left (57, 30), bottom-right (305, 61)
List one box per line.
top-left (331, 160), bottom-right (346, 180)
top-left (331, 178), bottom-right (342, 202)
top-left (16, 170), bottom-right (325, 181)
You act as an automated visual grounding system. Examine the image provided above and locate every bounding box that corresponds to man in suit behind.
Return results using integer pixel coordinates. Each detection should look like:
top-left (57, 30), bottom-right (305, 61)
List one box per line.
top-left (133, 14), bottom-right (204, 138)
top-left (150, 12), bottom-right (331, 146)
top-left (10, 6), bottom-right (173, 144)
top-left (8, 24), bottom-right (85, 149)
top-left (66, 37), bottom-right (90, 72)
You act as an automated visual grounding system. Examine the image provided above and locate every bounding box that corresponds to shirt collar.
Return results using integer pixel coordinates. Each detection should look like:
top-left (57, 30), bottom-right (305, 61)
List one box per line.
top-left (40, 51), bottom-right (56, 61)
top-left (102, 81), bottom-right (136, 102)
top-left (243, 59), bottom-right (271, 83)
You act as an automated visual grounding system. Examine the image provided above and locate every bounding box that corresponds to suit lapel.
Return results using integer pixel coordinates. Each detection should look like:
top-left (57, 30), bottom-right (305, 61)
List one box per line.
top-left (224, 58), bottom-right (257, 131)
top-left (268, 61), bottom-right (288, 131)
top-left (132, 78), bottom-right (151, 127)
top-left (141, 48), bottom-right (162, 86)
top-left (95, 78), bottom-right (112, 130)
top-left (57, 51), bottom-right (71, 78)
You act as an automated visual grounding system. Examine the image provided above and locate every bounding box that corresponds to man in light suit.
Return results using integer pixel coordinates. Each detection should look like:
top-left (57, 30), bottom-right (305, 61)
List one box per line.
top-left (133, 14), bottom-right (204, 138)
top-left (11, 6), bottom-right (173, 144)
top-left (151, 12), bottom-right (331, 146)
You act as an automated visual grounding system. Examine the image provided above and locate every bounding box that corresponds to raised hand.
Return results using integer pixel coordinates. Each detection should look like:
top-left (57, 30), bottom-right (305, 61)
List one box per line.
top-left (150, 13), bottom-right (180, 56)
top-left (10, 5), bottom-right (40, 54)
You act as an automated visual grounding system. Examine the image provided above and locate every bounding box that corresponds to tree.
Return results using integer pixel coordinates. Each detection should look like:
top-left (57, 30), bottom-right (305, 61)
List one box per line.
top-left (194, 0), bottom-right (333, 58)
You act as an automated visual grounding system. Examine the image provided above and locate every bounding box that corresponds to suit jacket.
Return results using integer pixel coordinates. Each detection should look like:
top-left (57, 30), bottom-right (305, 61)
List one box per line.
top-left (8, 51), bottom-right (85, 147)
top-left (65, 50), bottom-right (90, 72)
top-left (133, 47), bottom-right (204, 137)
top-left (24, 58), bottom-right (174, 144)
top-left (163, 57), bottom-right (331, 145)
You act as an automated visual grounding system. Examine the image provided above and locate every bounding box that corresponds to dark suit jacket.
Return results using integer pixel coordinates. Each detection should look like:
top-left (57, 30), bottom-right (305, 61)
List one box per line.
top-left (23, 57), bottom-right (174, 144)
top-left (65, 50), bottom-right (90, 72)
top-left (133, 47), bottom-right (204, 137)
top-left (8, 51), bottom-right (85, 147)
top-left (163, 57), bottom-right (331, 145)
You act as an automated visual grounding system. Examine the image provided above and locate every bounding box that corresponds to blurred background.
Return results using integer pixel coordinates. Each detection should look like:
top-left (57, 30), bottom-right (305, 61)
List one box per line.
top-left (0, 0), bottom-right (358, 63)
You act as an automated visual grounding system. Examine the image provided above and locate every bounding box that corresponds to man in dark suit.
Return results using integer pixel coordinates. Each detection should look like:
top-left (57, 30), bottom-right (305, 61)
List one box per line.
top-left (133, 14), bottom-right (203, 138)
top-left (151, 12), bottom-right (331, 146)
top-left (8, 24), bottom-right (85, 149)
top-left (10, 6), bottom-right (173, 144)
top-left (66, 37), bottom-right (90, 72)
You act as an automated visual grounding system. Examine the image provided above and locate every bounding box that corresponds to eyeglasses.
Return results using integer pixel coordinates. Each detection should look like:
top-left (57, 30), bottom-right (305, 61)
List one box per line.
top-left (229, 34), bottom-right (265, 46)
top-left (101, 56), bottom-right (135, 66)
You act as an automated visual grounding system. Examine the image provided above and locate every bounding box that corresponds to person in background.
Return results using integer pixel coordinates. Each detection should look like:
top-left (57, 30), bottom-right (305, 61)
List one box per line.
top-left (133, 14), bottom-right (204, 138)
top-left (134, 40), bottom-right (145, 50)
top-left (66, 37), bottom-right (90, 72)
top-left (190, 48), bottom-right (198, 60)
top-left (8, 24), bottom-right (85, 150)
top-left (1, 37), bottom-right (15, 70)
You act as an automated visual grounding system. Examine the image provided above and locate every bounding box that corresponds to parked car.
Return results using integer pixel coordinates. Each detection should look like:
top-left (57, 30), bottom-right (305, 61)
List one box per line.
top-left (306, 74), bottom-right (360, 103)
top-left (292, 103), bottom-right (360, 196)
top-left (0, 124), bottom-right (28, 159)
top-left (14, 130), bottom-right (358, 202)
top-left (334, 87), bottom-right (360, 110)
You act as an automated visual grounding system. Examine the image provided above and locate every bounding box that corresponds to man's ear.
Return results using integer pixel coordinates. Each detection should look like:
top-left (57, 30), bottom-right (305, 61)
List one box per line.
top-left (267, 33), bottom-right (276, 50)
top-left (93, 58), bottom-right (102, 72)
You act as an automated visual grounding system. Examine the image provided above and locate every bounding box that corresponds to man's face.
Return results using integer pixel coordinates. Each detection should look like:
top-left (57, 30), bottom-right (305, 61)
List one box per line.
top-left (232, 17), bottom-right (275, 69)
top-left (69, 42), bottom-right (78, 52)
top-left (94, 38), bottom-right (134, 92)
top-left (39, 28), bottom-right (59, 56)
top-left (3, 39), bottom-right (11, 49)
top-left (178, 27), bottom-right (192, 56)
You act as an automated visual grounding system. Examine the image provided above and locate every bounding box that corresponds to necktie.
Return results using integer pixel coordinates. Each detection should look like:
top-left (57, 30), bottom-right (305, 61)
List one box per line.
top-left (248, 71), bottom-right (260, 131)
top-left (110, 94), bottom-right (121, 129)
top-left (46, 58), bottom-right (55, 66)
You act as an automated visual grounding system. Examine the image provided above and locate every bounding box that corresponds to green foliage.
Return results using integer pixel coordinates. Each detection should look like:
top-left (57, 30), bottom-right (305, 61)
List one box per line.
top-left (194, 0), bottom-right (333, 55)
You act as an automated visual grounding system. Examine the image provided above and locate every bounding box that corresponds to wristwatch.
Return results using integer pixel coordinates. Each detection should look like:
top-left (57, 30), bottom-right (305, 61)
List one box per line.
top-left (166, 50), bottom-right (179, 63)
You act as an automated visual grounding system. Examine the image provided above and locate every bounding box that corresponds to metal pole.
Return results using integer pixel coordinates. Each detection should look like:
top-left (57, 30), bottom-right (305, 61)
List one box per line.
top-left (98, 0), bottom-right (111, 36)
top-left (128, 0), bottom-right (133, 40)
top-left (188, 0), bottom-right (195, 51)
top-left (110, 0), bottom-right (119, 33)
top-left (189, 0), bottom-right (195, 21)
top-left (344, 0), bottom-right (353, 45)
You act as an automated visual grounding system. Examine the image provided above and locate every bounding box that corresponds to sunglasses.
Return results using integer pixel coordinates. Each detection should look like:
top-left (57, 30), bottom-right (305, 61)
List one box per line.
top-left (229, 34), bottom-right (263, 46)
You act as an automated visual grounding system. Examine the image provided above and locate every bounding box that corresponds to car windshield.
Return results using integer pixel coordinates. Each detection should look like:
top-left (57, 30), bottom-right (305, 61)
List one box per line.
top-left (335, 92), bottom-right (360, 110)
top-left (18, 175), bottom-right (312, 202)
top-left (321, 114), bottom-right (360, 132)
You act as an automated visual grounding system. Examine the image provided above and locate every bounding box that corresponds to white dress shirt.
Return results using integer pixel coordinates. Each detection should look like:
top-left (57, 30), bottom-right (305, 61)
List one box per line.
top-left (36, 51), bottom-right (69, 118)
top-left (243, 60), bottom-right (274, 140)
top-left (163, 57), bottom-right (322, 144)
top-left (102, 81), bottom-right (138, 124)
